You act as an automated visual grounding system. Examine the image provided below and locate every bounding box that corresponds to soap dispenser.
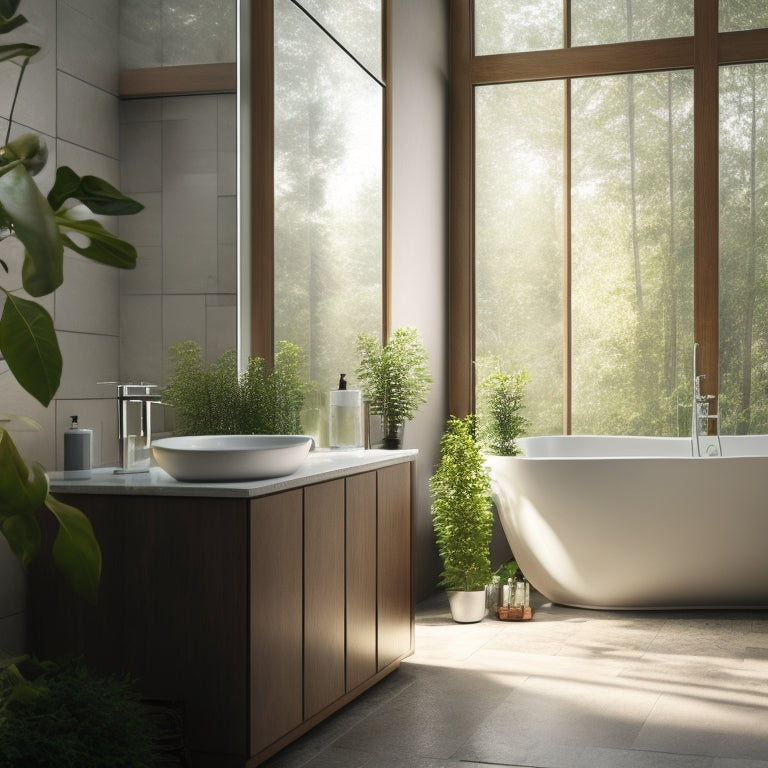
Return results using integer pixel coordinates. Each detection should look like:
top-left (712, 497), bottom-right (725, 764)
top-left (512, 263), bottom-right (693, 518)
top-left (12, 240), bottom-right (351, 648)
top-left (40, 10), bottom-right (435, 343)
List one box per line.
top-left (329, 374), bottom-right (363, 450)
top-left (64, 415), bottom-right (93, 478)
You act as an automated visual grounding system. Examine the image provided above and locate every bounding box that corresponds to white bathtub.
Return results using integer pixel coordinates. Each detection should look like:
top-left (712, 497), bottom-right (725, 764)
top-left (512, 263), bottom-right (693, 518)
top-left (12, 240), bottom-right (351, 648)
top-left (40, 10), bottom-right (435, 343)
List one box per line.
top-left (487, 435), bottom-right (768, 610)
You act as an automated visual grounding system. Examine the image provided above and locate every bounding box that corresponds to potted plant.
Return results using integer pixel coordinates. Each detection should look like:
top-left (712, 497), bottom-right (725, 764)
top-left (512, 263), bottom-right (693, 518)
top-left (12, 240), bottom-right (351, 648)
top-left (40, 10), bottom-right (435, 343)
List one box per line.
top-left (162, 339), bottom-right (310, 435)
top-left (355, 326), bottom-right (431, 448)
top-left (0, 2), bottom-right (143, 604)
top-left (476, 369), bottom-right (530, 456)
top-left (429, 414), bottom-right (494, 623)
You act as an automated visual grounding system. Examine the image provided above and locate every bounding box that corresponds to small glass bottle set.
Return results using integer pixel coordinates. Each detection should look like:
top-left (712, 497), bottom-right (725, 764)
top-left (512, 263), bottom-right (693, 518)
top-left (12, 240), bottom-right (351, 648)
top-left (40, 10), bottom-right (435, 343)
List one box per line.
top-left (496, 576), bottom-right (533, 621)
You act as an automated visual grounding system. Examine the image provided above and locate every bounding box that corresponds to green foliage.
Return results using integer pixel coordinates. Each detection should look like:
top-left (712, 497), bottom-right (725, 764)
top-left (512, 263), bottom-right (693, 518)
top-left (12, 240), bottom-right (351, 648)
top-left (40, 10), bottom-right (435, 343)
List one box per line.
top-left (0, 3), bottom-right (141, 603)
top-left (477, 369), bottom-right (530, 455)
top-left (355, 327), bottom-right (431, 441)
top-left (493, 559), bottom-right (519, 584)
top-left (0, 658), bottom-right (157, 768)
top-left (163, 340), bottom-right (309, 435)
top-left (430, 415), bottom-right (494, 592)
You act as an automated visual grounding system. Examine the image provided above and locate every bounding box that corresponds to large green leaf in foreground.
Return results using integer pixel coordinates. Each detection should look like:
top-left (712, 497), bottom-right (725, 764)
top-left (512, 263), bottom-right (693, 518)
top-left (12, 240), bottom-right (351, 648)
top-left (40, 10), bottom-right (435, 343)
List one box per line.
top-left (0, 290), bottom-right (61, 406)
top-left (0, 427), bottom-right (45, 565)
top-left (45, 494), bottom-right (102, 605)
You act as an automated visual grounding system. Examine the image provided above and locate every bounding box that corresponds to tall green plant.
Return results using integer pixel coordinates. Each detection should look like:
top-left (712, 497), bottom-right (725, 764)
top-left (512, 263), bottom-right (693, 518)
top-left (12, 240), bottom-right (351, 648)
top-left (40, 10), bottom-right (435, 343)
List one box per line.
top-left (163, 340), bottom-right (309, 435)
top-left (477, 369), bottom-right (530, 456)
top-left (0, 1), bottom-right (142, 604)
top-left (355, 326), bottom-right (431, 445)
top-left (429, 415), bottom-right (493, 592)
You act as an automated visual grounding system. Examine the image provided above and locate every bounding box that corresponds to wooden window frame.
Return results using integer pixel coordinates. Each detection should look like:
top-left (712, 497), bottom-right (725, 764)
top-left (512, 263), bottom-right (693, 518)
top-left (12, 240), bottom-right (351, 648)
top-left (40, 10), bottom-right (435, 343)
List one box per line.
top-left (248, 1), bottom-right (391, 363)
top-left (449, 0), bottom-right (768, 426)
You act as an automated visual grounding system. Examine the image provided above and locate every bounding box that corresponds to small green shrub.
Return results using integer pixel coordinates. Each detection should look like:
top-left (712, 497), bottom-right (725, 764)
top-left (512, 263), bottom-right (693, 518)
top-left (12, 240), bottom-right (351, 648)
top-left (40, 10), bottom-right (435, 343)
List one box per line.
top-left (430, 415), bottom-right (494, 591)
top-left (355, 327), bottom-right (432, 443)
top-left (162, 340), bottom-right (309, 435)
top-left (0, 659), bottom-right (157, 768)
top-left (477, 370), bottom-right (530, 456)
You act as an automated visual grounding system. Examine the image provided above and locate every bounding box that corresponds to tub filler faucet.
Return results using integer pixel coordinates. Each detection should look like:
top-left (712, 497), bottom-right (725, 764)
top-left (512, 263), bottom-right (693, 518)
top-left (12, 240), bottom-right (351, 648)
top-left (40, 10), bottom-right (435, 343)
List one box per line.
top-left (691, 342), bottom-right (722, 457)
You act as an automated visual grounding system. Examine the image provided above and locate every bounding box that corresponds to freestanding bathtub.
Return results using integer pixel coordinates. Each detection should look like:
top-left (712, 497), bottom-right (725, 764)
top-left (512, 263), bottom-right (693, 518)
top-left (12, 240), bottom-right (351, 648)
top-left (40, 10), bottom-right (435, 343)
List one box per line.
top-left (487, 435), bottom-right (768, 610)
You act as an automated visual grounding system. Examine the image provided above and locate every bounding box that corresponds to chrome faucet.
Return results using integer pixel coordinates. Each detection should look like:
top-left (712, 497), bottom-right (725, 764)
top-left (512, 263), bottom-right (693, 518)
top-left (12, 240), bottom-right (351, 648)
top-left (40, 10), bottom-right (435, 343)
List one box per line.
top-left (691, 343), bottom-right (722, 457)
top-left (101, 382), bottom-right (170, 472)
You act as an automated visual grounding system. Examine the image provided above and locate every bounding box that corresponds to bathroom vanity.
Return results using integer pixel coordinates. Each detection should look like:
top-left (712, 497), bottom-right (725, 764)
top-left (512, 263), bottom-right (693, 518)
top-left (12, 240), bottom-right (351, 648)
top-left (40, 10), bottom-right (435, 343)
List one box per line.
top-left (28, 450), bottom-right (416, 768)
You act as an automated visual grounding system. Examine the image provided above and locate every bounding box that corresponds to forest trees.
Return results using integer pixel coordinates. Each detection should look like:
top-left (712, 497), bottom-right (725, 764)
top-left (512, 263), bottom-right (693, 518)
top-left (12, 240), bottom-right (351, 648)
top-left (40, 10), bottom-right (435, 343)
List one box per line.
top-left (473, 1), bottom-right (768, 437)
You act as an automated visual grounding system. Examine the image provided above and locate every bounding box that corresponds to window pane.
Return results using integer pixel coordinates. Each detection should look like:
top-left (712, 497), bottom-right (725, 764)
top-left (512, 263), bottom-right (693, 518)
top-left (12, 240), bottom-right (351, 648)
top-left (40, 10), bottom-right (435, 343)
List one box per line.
top-left (296, 0), bottom-right (382, 80)
top-left (571, 72), bottom-right (694, 435)
top-left (571, 0), bottom-right (693, 46)
top-left (120, 0), bottom-right (236, 68)
top-left (274, 0), bottom-right (383, 442)
top-left (474, 0), bottom-right (563, 55)
top-left (719, 63), bottom-right (768, 434)
top-left (719, 1), bottom-right (768, 32)
top-left (475, 81), bottom-right (564, 435)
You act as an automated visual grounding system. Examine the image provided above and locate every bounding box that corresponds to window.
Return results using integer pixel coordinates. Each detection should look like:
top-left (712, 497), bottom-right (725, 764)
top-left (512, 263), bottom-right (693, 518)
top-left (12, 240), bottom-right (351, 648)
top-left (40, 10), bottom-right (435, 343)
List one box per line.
top-left (452, 1), bottom-right (768, 436)
top-left (250, 1), bottom-right (387, 444)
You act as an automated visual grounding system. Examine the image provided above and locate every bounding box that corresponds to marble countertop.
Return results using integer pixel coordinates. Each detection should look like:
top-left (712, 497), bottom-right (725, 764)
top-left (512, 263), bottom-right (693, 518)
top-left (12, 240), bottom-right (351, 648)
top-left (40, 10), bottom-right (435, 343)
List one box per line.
top-left (48, 448), bottom-right (417, 499)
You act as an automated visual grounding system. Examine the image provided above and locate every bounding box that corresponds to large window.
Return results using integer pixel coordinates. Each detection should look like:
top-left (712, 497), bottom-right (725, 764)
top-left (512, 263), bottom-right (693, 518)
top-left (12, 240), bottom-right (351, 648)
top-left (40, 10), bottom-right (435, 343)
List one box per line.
top-left (250, 1), bottom-right (386, 444)
top-left (453, 1), bottom-right (768, 436)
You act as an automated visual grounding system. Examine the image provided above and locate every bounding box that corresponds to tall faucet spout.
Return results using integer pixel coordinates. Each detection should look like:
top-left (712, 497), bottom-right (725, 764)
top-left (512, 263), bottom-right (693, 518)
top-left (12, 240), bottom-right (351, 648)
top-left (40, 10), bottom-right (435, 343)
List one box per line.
top-left (691, 342), bottom-right (722, 457)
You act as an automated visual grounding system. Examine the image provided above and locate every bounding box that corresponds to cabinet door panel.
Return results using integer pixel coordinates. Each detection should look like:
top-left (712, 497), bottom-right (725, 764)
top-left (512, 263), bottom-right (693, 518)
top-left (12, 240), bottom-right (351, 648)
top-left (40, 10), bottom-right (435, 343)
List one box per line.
top-left (345, 471), bottom-right (377, 689)
top-left (250, 490), bottom-right (304, 754)
top-left (377, 463), bottom-right (413, 669)
top-left (304, 479), bottom-right (346, 718)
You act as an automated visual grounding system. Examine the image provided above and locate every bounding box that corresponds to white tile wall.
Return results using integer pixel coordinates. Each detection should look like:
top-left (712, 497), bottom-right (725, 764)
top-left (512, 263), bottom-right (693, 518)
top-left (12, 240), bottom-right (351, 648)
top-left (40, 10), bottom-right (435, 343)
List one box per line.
top-left (162, 96), bottom-right (219, 293)
top-left (57, 0), bottom-right (120, 94)
top-left (119, 93), bottom-right (238, 386)
top-left (57, 72), bottom-right (120, 158)
top-left (0, 375), bottom-right (56, 468)
top-left (0, 0), bottom-right (56, 136)
top-left (57, 331), bottom-right (120, 401)
top-left (55, 256), bottom-right (121, 336)
top-left (119, 294), bottom-right (164, 384)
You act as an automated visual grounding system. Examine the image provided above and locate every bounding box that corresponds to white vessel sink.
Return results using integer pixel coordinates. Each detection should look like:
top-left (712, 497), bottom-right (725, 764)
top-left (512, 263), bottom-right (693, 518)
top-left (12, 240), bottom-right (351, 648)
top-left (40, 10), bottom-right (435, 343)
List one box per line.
top-left (152, 434), bottom-right (313, 482)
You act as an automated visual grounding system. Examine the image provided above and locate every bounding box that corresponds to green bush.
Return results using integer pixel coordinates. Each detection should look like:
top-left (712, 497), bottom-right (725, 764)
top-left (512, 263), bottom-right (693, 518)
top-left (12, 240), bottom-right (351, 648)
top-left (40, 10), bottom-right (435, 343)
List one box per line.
top-left (0, 659), bottom-right (157, 768)
top-left (162, 340), bottom-right (308, 435)
top-left (430, 415), bottom-right (494, 591)
top-left (477, 370), bottom-right (530, 456)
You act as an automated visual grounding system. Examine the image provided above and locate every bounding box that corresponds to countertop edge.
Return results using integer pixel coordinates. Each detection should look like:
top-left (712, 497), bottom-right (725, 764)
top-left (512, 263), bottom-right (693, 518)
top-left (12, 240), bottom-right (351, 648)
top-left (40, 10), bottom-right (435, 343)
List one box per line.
top-left (48, 449), bottom-right (418, 498)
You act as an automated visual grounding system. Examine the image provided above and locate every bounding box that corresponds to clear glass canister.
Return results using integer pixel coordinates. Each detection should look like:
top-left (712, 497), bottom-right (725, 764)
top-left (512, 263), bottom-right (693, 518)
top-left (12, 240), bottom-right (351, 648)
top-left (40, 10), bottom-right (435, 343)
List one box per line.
top-left (329, 389), bottom-right (363, 449)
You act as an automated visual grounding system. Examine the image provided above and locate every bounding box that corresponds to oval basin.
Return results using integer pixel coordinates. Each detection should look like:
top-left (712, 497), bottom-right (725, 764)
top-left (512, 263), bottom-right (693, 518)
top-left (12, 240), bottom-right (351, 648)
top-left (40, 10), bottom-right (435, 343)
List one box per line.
top-left (152, 434), bottom-right (313, 482)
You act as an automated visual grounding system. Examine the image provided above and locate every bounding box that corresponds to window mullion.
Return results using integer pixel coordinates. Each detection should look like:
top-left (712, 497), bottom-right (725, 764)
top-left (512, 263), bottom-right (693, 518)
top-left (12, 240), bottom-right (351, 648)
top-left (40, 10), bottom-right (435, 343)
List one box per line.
top-left (563, 77), bottom-right (572, 435)
top-left (693, 0), bottom-right (719, 426)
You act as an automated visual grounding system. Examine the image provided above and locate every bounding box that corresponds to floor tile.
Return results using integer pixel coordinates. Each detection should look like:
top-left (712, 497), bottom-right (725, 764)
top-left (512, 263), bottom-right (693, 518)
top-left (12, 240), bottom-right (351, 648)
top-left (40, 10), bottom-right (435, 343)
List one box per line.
top-left (261, 592), bottom-right (768, 768)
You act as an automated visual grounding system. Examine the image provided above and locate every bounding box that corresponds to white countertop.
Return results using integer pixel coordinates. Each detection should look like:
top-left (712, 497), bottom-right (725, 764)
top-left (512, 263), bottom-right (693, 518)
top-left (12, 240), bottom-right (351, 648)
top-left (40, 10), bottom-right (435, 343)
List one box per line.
top-left (48, 448), bottom-right (417, 499)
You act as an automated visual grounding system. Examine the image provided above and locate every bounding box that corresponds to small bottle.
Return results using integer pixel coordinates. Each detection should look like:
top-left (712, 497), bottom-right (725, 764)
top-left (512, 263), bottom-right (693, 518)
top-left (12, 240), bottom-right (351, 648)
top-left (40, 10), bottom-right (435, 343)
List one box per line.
top-left (64, 415), bottom-right (93, 478)
top-left (329, 374), bottom-right (363, 450)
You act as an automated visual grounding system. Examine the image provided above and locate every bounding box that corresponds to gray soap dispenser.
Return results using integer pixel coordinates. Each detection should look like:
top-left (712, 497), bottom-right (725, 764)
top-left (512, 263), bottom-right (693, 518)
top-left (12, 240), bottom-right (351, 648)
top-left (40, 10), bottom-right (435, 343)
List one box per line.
top-left (64, 415), bottom-right (93, 478)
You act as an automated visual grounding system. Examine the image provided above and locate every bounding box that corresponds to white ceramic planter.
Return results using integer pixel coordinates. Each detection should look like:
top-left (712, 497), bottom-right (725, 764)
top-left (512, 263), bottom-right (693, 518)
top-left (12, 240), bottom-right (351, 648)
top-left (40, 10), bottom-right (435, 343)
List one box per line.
top-left (446, 589), bottom-right (486, 623)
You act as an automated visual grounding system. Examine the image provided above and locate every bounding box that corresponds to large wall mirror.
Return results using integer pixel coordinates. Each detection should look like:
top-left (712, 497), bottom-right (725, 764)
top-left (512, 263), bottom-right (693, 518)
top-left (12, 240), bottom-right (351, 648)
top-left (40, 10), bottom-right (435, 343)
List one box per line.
top-left (117, 0), bottom-right (239, 386)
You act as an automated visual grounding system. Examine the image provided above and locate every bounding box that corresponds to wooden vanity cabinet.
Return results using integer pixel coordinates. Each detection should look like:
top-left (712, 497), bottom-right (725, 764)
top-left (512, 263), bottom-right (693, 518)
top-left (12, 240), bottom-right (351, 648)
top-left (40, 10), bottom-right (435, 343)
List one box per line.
top-left (29, 459), bottom-right (414, 768)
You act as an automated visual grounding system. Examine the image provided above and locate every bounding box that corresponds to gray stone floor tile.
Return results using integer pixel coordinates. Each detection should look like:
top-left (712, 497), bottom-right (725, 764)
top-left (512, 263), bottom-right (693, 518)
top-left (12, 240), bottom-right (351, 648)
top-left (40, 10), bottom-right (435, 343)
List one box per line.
top-left (261, 592), bottom-right (768, 768)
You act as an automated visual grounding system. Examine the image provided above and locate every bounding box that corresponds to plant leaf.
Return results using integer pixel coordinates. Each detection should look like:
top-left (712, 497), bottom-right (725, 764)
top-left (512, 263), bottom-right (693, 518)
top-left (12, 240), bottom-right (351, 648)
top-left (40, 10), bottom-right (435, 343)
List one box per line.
top-left (58, 219), bottom-right (137, 269)
top-left (0, 0), bottom-right (29, 37)
top-left (45, 493), bottom-right (101, 605)
top-left (0, 163), bottom-right (63, 296)
top-left (0, 427), bottom-right (45, 565)
top-left (0, 290), bottom-right (61, 406)
top-left (0, 42), bottom-right (38, 61)
top-left (48, 166), bottom-right (144, 215)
